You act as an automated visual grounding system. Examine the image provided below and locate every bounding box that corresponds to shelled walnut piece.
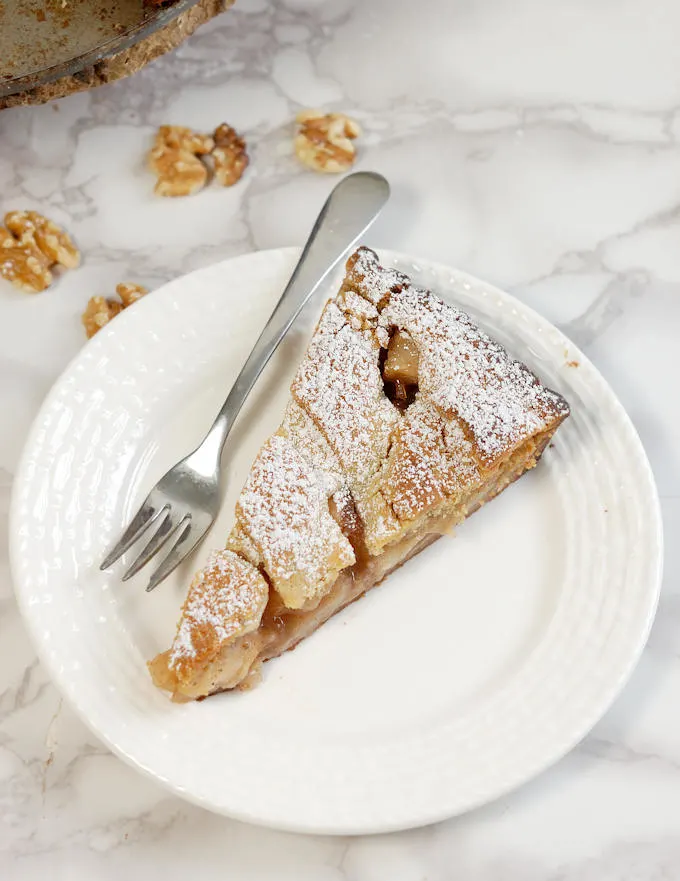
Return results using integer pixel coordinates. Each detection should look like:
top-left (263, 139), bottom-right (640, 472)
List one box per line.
top-left (149, 126), bottom-right (215, 197)
top-left (0, 211), bottom-right (80, 293)
top-left (148, 123), bottom-right (249, 196)
top-left (82, 283), bottom-right (148, 338)
top-left (294, 110), bottom-right (362, 173)
top-left (212, 124), bottom-right (249, 186)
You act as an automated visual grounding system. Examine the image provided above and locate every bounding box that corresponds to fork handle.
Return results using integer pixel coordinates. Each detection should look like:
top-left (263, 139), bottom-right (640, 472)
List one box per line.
top-left (200, 171), bottom-right (390, 462)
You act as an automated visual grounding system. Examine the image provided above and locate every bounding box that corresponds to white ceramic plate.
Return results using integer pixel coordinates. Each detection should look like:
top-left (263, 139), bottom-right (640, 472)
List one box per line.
top-left (10, 248), bottom-right (662, 834)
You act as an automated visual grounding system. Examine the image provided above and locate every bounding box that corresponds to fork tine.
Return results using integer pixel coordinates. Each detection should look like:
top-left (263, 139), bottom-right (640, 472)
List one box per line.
top-left (100, 501), bottom-right (164, 570)
top-left (146, 517), bottom-right (202, 592)
top-left (121, 508), bottom-right (182, 582)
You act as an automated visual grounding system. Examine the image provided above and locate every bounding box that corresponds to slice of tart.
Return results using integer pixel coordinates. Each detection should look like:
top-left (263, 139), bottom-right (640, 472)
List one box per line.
top-left (149, 248), bottom-right (569, 700)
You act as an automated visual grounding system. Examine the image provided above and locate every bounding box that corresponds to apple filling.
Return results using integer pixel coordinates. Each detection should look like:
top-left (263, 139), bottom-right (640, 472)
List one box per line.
top-left (382, 330), bottom-right (420, 409)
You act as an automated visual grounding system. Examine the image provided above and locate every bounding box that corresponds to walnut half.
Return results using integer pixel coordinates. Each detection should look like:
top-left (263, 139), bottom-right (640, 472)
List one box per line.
top-left (5, 210), bottom-right (80, 269)
top-left (82, 296), bottom-right (124, 338)
top-left (0, 227), bottom-right (52, 293)
top-left (294, 110), bottom-right (362, 174)
top-left (212, 124), bottom-right (249, 187)
top-left (82, 283), bottom-right (148, 339)
top-left (0, 211), bottom-right (80, 293)
top-left (148, 126), bottom-right (215, 197)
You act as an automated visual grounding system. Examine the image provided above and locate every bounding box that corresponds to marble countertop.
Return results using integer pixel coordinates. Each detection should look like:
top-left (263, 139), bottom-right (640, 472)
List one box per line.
top-left (2, 0), bottom-right (679, 877)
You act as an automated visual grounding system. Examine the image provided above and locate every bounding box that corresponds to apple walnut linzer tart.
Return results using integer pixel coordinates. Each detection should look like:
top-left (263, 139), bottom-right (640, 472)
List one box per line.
top-left (149, 248), bottom-right (570, 700)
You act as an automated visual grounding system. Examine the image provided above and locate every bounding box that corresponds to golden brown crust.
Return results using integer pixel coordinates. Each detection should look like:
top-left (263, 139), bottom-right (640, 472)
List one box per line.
top-left (161, 549), bottom-right (268, 688)
top-left (234, 433), bottom-right (355, 609)
top-left (381, 400), bottom-right (480, 524)
top-left (149, 248), bottom-right (569, 699)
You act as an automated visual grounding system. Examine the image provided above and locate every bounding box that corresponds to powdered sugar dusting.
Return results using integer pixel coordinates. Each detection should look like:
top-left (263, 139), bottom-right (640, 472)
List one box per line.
top-left (281, 400), bottom-right (344, 497)
top-left (237, 433), bottom-right (355, 608)
top-left (292, 301), bottom-right (398, 490)
top-left (169, 549), bottom-right (268, 670)
top-left (344, 249), bottom-right (570, 467)
top-left (381, 284), bottom-right (567, 463)
top-left (160, 248), bottom-right (570, 690)
top-left (338, 288), bottom-right (379, 331)
top-left (347, 249), bottom-right (408, 308)
top-left (382, 400), bottom-right (481, 522)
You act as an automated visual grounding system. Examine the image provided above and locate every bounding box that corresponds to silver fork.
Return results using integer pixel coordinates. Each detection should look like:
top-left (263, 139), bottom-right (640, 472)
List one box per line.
top-left (101, 171), bottom-right (390, 591)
